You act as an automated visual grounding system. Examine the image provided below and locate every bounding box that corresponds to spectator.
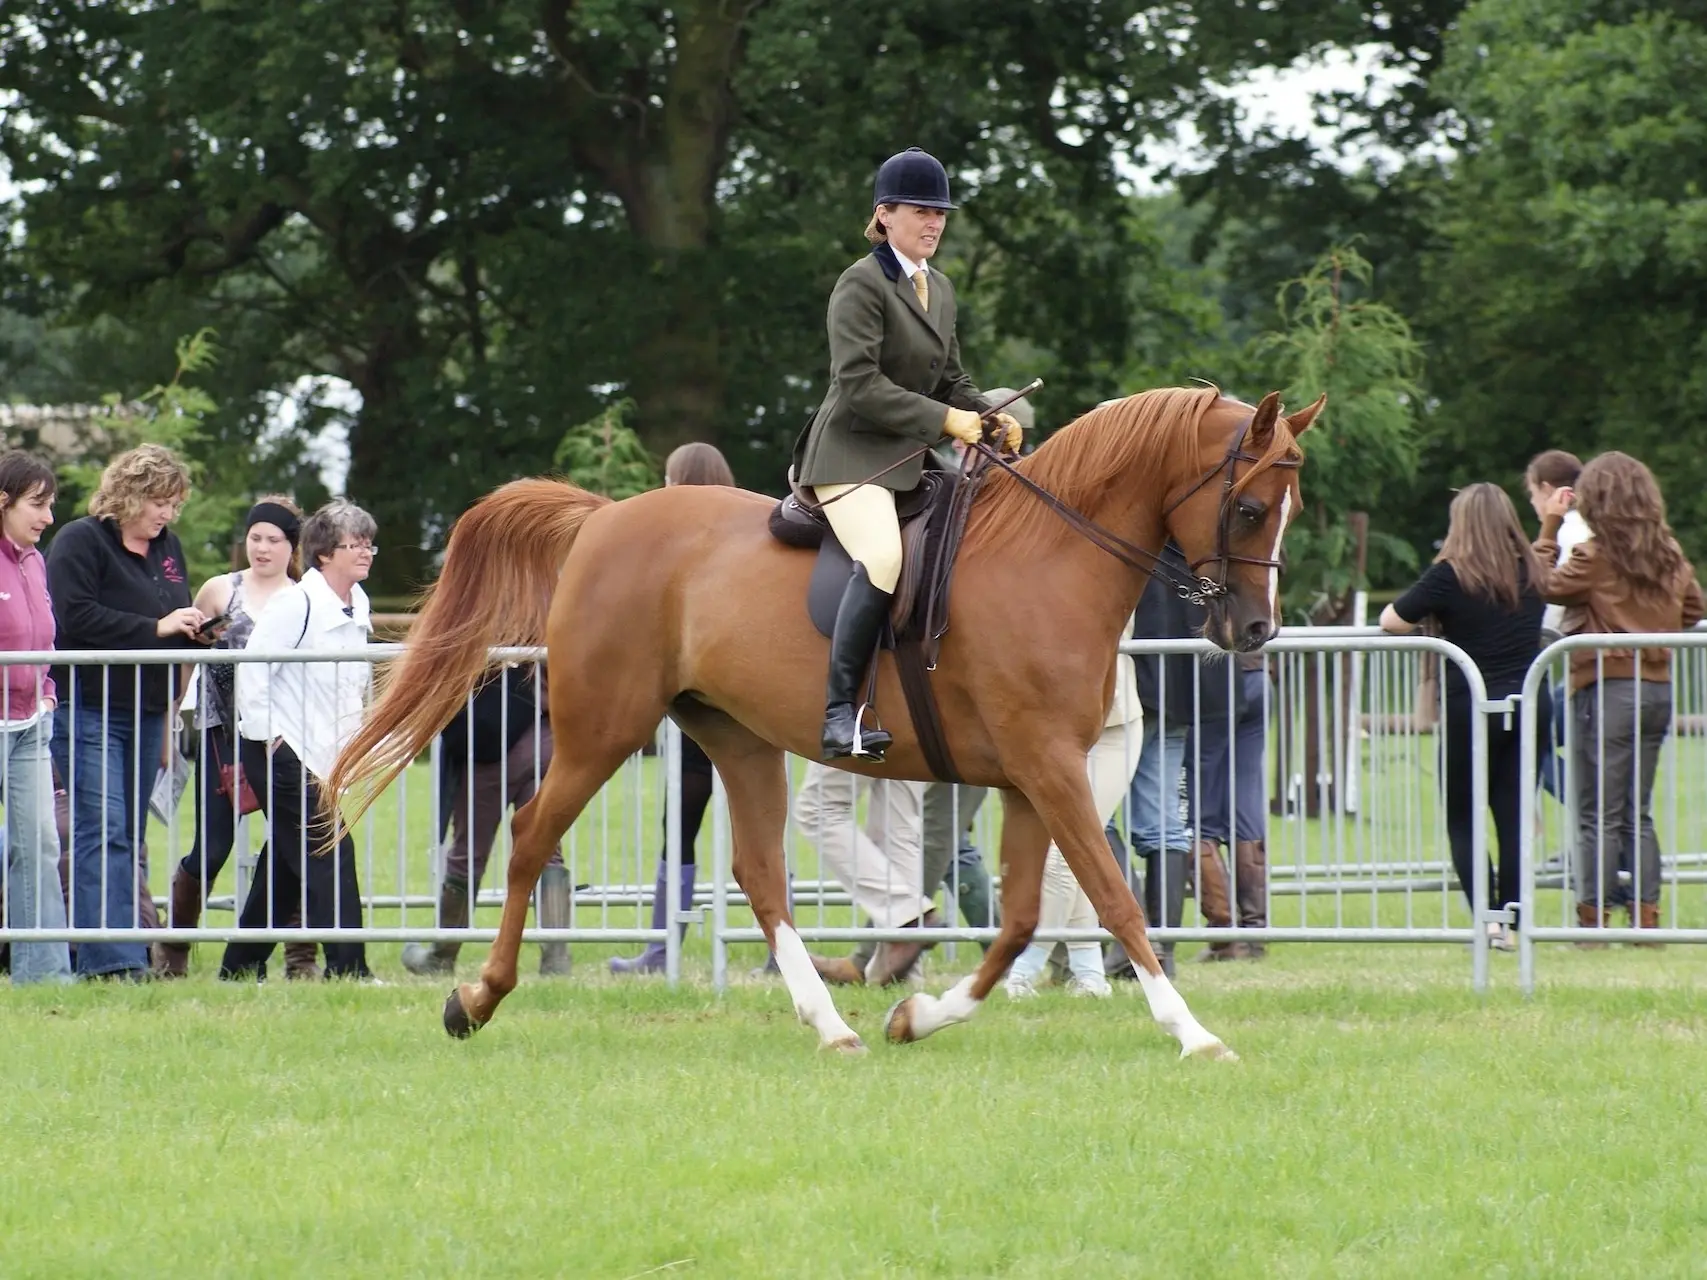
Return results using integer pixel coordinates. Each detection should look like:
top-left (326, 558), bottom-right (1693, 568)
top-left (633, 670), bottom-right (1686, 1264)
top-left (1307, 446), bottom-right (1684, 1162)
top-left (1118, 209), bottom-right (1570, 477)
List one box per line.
top-left (157, 496), bottom-right (312, 979)
top-left (217, 499), bottom-right (379, 981)
top-left (798, 762), bottom-right (931, 987)
top-left (1532, 453), bottom-right (1703, 940)
top-left (1382, 483), bottom-right (1547, 948)
top-left (825, 783), bottom-right (997, 985)
top-left (1184, 652), bottom-right (1270, 960)
top-left (1525, 449), bottom-right (1591, 802)
top-left (0, 451), bottom-right (72, 984)
top-left (47, 443), bottom-right (205, 980)
top-left (404, 665), bottom-right (570, 977)
top-left (608, 441), bottom-right (735, 976)
top-left (1004, 613), bottom-right (1141, 998)
top-left (1108, 541), bottom-right (1199, 979)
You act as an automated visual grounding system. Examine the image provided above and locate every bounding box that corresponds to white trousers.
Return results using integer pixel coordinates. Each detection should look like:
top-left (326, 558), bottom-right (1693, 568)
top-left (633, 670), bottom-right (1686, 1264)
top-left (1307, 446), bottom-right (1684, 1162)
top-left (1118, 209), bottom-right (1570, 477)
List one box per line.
top-left (791, 760), bottom-right (929, 928)
top-left (813, 482), bottom-right (903, 593)
top-left (1009, 719), bottom-right (1141, 983)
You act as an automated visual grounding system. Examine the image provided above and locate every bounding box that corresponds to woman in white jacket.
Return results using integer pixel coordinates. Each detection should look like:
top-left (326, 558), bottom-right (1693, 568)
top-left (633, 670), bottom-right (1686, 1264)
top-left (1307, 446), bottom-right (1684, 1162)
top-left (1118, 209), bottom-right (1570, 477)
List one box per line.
top-left (1004, 618), bottom-right (1142, 998)
top-left (218, 500), bottom-right (379, 982)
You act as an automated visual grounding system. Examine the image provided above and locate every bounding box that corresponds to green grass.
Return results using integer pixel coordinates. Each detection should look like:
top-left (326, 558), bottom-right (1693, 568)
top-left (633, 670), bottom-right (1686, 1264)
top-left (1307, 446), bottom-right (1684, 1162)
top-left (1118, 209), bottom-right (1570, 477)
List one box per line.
top-left (5, 946), bottom-right (1707, 1278)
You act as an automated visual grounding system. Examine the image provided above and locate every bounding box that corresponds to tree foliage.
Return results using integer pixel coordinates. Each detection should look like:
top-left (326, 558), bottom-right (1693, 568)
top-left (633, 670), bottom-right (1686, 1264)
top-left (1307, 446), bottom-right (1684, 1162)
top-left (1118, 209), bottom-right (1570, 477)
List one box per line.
top-left (1255, 245), bottom-right (1422, 619)
top-left (54, 329), bottom-right (252, 585)
top-left (553, 400), bottom-right (659, 501)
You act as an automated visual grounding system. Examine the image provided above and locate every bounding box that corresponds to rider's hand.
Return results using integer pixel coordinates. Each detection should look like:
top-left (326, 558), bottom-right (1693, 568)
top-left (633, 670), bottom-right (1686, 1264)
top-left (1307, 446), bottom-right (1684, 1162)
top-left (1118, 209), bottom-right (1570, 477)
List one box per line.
top-left (992, 412), bottom-right (1023, 453)
top-left (155, 606), bottom-right (205, 640)
top-left (943, 407), bottom-right (983, 446)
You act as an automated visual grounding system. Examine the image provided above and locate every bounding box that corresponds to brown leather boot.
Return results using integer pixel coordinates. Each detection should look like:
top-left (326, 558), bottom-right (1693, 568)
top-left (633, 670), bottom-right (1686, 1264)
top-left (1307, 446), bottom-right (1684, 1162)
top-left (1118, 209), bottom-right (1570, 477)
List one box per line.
top-left (1574, 900), bottom-right (1608, 949)
top-left (1195, 841), bottom-right (1243, 961)
top-left (284, 903), bottom-right (322, 979)
top-left (810, 953), bottom-right (866, 985)
top-left (1233, 840), bottom-right (1268, 959)
top-left (863, 909), bottom-right (941, 987)
top-left (1632, 901), bottom-right (1664, 949)
top-left (152, 866), bottom-right (202, 979)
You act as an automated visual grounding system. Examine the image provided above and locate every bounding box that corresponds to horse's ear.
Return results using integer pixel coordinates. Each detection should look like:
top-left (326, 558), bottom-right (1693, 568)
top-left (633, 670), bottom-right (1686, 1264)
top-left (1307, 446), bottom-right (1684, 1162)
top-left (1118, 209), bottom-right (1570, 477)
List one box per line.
top-left (1248, 391), bottom-right (1283, 447)
top-left (1285, 393), bottom-right (1327, 436)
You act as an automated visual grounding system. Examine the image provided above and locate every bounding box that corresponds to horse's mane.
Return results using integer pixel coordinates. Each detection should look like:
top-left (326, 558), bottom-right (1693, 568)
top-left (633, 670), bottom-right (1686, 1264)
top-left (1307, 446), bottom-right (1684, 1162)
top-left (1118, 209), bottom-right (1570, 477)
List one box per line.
top-left (967, 385), bottom-right (1269, 558)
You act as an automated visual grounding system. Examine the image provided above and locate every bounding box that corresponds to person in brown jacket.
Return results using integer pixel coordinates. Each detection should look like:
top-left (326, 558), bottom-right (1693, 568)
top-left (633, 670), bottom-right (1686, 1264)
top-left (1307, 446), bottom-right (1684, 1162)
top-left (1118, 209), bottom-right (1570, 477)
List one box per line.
top-left (1533, 452), bottom-right (1704, 939)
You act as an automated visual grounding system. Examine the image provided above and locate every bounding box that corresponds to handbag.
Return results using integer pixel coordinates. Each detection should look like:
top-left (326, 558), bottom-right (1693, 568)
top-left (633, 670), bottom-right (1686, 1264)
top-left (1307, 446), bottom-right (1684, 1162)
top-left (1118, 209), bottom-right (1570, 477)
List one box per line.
top-left (209, 733), bottom-right (261, 816)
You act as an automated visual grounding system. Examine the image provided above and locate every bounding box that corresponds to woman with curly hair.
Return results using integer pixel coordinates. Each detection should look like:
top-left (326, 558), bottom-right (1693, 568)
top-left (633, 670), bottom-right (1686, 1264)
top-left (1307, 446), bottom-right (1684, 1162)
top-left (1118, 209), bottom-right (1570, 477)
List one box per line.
top-left (1534, 453), bottom-right (1704, 940)
top-left (46, 443), bottom-right (211, 980)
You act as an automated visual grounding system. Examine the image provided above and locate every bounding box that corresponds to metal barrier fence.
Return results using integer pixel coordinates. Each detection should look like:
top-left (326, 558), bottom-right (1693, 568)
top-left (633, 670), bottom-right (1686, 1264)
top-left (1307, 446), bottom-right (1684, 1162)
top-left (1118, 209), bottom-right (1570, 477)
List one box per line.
top-left (715, 631), bottom-right (1499, 991)
top-left (32, 629), bottom-right (1698, 994)
top-left (1518, 632), bottom-right (1707, 992)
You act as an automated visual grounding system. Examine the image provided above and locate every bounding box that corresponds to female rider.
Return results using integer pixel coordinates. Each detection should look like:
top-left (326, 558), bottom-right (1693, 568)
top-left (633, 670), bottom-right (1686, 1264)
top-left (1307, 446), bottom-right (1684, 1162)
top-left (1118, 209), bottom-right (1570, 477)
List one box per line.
top-left (792, 146), bottom-right (1021, 761)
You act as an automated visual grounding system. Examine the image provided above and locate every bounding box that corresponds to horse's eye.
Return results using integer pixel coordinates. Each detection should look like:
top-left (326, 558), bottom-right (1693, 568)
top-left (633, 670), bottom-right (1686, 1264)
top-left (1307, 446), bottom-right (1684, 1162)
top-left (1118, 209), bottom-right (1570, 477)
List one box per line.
top-left (1236, 499), bottom-right (1265, 525)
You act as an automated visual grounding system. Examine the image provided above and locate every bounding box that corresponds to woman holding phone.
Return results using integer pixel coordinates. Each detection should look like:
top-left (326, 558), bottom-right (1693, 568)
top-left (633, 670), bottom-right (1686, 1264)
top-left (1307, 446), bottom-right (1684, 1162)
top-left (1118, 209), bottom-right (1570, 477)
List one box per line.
top-left (156, 496), bottom-right (308, 978)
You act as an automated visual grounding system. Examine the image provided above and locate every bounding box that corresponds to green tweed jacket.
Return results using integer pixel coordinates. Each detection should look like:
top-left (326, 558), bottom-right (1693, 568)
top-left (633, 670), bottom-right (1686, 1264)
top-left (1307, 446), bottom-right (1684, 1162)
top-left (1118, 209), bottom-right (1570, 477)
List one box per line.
top-left (793, 244), bottom-right (991, 492)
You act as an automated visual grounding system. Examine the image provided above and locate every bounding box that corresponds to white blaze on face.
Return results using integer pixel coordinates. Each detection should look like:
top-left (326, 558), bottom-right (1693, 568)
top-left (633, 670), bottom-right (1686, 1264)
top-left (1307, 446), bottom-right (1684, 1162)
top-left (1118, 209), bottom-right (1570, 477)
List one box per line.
top-left (1268, 487), bottom-right (1293, 622)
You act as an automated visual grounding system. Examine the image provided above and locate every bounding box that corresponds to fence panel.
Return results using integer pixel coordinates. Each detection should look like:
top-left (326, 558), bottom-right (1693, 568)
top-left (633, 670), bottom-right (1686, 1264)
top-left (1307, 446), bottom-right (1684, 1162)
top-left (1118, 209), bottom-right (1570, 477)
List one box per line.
top-left (705, 629), bottom-right (1500, 992)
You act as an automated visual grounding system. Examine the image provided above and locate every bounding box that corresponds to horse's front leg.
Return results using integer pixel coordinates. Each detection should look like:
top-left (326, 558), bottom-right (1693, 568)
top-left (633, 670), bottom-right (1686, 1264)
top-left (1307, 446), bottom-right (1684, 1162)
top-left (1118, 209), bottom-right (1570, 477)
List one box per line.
top-left (1021, 758), bottom-right (1235, 1060)
top-left (884, 787), bottom-right (1046, 1044)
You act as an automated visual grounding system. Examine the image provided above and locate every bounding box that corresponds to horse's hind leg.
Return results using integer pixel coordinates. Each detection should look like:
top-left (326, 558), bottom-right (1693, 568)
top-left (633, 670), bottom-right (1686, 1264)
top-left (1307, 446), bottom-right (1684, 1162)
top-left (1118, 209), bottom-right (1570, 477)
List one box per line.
top-left (884, 786), bottom-right (1046, 1045)
top-left (675, 704), bottom-right (864, 1054)
top-left (444, 740), bottom-right (634, 1037)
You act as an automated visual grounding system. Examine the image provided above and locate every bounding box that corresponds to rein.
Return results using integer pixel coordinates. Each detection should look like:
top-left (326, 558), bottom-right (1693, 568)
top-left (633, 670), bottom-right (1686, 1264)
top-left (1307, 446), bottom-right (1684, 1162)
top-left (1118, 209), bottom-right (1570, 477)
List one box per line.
top-left (965, 415), bottom-right (1297, 606)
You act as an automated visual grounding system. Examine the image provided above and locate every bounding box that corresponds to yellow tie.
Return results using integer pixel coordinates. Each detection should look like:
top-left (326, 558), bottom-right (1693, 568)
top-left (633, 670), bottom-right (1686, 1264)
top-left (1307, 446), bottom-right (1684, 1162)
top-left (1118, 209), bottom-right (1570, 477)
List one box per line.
top-left (912, 269), bottom-right (929, 312)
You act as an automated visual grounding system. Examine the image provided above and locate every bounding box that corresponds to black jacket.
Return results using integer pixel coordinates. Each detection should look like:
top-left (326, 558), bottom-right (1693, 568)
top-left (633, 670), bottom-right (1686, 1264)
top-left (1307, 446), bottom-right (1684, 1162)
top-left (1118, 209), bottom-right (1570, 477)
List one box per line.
top-left (1132, 543), bottom-right (1248, 731)
top-left (46, 516), bottom-right (195, 715)
top-left (441, 668), bottom-right (544, 769)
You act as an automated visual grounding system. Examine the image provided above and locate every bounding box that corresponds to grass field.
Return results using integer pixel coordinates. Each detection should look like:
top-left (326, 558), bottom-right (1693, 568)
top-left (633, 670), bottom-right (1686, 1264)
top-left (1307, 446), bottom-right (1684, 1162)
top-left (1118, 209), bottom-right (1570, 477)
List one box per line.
top-left (5, 943), bottom-right (1707, 1278)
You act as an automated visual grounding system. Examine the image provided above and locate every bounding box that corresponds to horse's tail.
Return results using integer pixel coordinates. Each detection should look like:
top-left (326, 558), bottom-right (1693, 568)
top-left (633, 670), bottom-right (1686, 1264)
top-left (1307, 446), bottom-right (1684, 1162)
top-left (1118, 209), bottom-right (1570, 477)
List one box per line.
top-left (327, 478), bottom-right (611, 827)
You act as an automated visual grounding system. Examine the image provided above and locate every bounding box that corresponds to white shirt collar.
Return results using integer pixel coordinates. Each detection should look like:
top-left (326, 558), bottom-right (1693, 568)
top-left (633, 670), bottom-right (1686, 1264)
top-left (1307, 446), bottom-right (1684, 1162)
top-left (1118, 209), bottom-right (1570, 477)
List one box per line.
top-left (888, 243), bottom-right (927, 279)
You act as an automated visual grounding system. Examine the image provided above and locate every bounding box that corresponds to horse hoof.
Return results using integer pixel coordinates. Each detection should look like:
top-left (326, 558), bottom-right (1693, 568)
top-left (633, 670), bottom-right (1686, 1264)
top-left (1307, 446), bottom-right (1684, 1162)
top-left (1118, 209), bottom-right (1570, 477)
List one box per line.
top-left (1182, 1037), bottom-right (1239, 1063)
top-left (443, 988), bottom-right (483, 1040)
top-left (884, 995), bottom-right (918, 1045)
top-left (825, 1034), bottom-right (867, 1056)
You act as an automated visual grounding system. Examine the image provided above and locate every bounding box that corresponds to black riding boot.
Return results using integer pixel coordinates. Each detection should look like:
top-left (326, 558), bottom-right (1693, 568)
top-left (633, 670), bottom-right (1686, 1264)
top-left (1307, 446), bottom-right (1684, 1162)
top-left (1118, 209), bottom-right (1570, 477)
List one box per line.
top-left (821, 563), bottom-right (895, 761)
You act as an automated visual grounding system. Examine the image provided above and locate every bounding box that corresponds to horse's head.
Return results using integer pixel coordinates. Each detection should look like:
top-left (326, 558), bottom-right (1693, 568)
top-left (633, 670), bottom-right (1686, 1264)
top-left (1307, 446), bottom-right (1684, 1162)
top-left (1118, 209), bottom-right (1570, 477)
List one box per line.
top-left (1164, 391), bottom-right (1321, 653)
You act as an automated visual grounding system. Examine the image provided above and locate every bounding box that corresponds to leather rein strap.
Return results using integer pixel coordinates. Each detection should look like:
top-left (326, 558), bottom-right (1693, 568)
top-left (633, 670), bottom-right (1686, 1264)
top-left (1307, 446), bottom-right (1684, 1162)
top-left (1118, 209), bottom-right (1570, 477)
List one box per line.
top-left (966, 415), bottom-right (1298, 605)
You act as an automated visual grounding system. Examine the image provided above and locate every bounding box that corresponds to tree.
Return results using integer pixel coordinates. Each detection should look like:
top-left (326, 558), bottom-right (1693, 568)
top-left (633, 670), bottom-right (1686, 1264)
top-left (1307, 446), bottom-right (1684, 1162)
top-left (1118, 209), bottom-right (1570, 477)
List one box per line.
top-left (553, 400), bottom-right (659, 501)
top-left (1254, 244), bottom-right (1423, 621)
top-left (1, 0), bottom-right (1447, 590)
top-left (1418, 0), bottom-right (1707, 559)
top-left (52, 329), bottom-right (252, 585)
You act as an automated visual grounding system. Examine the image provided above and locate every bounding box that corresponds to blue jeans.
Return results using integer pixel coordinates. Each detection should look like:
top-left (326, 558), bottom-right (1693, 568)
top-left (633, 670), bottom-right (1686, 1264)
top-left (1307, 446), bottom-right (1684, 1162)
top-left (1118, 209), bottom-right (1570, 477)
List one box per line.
top-left (1121, 722), bottom-right (1192, 854)
top-left (3, 712), bottom-right (72, 984)
top-left (51, 703), bottom-right (164, 977)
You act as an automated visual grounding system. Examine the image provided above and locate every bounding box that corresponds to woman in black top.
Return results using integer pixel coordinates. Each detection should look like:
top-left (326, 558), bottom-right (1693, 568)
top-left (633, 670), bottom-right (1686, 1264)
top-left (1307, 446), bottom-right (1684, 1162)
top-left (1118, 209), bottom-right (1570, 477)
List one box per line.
top-left (1381, 483), bottom-right (1547, 944)
top-left (46, 444), bottom-right (210, 979)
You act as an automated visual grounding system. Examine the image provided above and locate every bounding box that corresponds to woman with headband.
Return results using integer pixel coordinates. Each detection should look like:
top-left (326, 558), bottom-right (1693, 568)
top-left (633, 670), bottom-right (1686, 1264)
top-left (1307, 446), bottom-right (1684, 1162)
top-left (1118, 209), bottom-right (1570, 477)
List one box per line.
top-left (155, 496), bottom-right (307, 979)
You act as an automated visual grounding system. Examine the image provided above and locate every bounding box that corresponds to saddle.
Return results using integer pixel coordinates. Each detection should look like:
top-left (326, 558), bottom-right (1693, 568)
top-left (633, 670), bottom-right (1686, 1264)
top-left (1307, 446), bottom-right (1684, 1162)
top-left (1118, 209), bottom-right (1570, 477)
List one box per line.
top-left (768, 454), bottom-right (990, 781)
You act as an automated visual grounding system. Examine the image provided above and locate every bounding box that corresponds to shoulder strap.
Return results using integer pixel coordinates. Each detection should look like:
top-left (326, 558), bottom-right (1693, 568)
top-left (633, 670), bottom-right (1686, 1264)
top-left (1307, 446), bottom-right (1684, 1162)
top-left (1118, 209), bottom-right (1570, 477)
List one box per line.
top-left (295, 592), bottom-right (311, 648)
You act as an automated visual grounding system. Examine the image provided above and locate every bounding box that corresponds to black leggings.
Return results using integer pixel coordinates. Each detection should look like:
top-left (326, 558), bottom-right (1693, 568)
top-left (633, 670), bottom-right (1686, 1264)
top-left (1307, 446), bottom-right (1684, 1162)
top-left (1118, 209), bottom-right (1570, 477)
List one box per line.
top-left (1442, 694), bottom-right (1547, 919)
top-left (178, 722), bottom-right (244, 887)
top-left (669, 735), bottom-right (715, 865)
top-left (218, 740), bottom-right (369, 980)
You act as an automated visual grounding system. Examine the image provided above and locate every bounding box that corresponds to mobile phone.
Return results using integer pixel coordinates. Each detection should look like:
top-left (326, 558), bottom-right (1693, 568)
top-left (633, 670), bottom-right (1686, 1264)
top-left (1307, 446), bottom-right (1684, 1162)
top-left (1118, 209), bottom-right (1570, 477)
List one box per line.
top-left (196, 610), bottom-right (233, 638)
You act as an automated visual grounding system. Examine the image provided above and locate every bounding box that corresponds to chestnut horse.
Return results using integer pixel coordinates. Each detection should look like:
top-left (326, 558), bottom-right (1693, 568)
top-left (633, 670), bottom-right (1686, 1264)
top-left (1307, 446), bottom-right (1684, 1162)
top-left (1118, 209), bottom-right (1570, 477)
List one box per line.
top-left (329, 385), bottom-right (1319, 1059)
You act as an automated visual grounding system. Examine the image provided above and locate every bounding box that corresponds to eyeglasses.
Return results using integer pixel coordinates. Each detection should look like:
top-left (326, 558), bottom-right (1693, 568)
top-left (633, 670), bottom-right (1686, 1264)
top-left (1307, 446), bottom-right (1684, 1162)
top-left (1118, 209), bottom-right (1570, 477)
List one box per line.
top-left (335, 543), bottom-right (378, 556)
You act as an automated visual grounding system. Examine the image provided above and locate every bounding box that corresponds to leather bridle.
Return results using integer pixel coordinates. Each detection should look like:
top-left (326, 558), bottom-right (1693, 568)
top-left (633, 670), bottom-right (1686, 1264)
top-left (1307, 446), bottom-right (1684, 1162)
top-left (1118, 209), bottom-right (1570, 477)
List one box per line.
top-left (969, 414), bottom-right (1300, 606)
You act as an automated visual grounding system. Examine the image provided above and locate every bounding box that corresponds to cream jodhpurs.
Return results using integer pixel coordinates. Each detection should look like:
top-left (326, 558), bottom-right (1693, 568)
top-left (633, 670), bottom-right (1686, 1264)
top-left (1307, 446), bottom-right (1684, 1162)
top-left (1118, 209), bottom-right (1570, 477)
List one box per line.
top-left (791, 760), bottom-right (929, 929)
top-left (814, 482), bottom-right (902, 593)
top-left (1008, 718), bottom-right (1142, 982)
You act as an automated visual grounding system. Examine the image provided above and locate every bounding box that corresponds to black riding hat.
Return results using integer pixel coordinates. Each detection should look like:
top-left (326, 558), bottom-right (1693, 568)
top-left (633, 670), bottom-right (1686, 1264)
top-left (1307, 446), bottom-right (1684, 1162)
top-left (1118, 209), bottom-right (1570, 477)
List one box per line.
top-left (873, 147), bottom-right (956, 210)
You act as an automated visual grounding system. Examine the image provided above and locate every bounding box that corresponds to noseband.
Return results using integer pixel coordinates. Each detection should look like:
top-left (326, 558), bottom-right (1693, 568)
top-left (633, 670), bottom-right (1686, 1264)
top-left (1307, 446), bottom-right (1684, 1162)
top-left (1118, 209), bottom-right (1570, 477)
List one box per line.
top-left (969, 413), bottom-right (1299, 606)
top-left (1160, 415), bottom-right (1302, 604)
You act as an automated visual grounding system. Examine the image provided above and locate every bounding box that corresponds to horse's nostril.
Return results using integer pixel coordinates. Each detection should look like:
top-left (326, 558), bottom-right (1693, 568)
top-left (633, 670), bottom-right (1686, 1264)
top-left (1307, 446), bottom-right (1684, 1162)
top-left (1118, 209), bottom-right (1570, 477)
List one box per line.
top-left (1244, 619), bottom-right (1274, 648)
